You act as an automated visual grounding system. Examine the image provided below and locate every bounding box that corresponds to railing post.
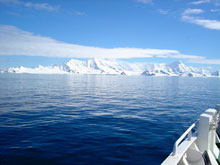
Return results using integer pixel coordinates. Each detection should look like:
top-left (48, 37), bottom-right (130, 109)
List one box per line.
top-left (197, 113), bottom-right (212, 152)
top-left (187, 130), bottom-right (192, 141)
top-left (172, 143), bottom-right (177, 156)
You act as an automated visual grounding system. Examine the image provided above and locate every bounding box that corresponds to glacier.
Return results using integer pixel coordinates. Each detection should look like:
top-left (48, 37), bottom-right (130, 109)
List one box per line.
top-left (2, 58), bottom-right (220, 77)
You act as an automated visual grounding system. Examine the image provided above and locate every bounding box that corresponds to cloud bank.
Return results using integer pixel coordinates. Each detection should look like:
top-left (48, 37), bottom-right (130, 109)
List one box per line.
top-left (0, 25), bottom-right (219, 64)
top-left (0, 25), bottom-right (200, 59)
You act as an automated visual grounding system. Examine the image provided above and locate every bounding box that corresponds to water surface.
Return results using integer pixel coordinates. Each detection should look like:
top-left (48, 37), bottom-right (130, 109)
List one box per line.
top-left (0, 74), bottom-right (220, 164)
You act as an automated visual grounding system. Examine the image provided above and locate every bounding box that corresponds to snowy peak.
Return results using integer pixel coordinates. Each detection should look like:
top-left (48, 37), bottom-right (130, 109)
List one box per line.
top-left (168, 60), bottom-right (183, 67)
top-left (3, 58), bottom-right (220, 78)
top-left (64, 58), bottom-right (123, 74)
top-left (167, 60), bottom-right (189, 73)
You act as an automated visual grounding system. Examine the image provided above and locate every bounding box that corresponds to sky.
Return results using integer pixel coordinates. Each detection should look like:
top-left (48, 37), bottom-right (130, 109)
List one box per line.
top-left (0, 0), bottom-right (220, 71)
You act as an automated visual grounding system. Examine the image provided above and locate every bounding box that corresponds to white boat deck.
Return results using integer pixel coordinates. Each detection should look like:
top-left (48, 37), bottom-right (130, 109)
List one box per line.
top-left (161, 104), bottom-right (220, 165)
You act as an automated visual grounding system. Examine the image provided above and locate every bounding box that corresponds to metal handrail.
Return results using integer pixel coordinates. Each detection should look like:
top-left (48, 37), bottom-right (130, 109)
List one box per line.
top-left (172, 122), bottom-right (196, 156)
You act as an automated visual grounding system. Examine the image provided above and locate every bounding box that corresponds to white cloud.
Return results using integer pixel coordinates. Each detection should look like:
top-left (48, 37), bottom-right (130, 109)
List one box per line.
top-left (190, 0), bottom-right (211, 5)
top-left (24, 2), bottom-right (59, 11)
top-left (1, 25), bottom-right (220, 65)
top-left (182, 15), bottom-right (220, 30)
top-left (158, 9), bottom-right (168, 15)
top-left (136, 0), bottom-right (152, 4)
top-left (210, 9), bottom-right (220, 12)
top-left (182, 8), bottom-right (204, 15)
top-left (74, 11), bottom-right (87, 16)
top-left (0, 0), bottom-right (59, 11)
top-left (0, 0), bottom-right (20, 4)
top-left (211, 9), bottom-right (218, 12)
top-left (0, 25), bottom-right (204, 60)
top-left (182, 8), bottom-right (220, 30)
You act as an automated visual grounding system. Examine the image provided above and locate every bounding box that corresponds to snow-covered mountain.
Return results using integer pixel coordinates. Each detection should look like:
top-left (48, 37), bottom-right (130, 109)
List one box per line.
top-left (3, 58), bottom-right (219, 77)
top-left (141, 60), bottom-right (211, 77)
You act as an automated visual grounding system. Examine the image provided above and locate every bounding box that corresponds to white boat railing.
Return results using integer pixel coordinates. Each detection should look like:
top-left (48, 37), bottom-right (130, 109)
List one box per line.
top-left (162, 105), bottom-right (220, 165)
top-left (172, 122), bottom-right (196, 156)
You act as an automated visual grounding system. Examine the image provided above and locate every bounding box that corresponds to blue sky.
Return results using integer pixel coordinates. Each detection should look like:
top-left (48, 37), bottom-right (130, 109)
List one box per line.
top-left (0, 0), bottom-right (220, 70)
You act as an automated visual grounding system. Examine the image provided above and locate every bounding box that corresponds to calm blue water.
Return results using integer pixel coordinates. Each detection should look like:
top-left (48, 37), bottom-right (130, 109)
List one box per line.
top-left (0, 74), bottom-right (220, 165)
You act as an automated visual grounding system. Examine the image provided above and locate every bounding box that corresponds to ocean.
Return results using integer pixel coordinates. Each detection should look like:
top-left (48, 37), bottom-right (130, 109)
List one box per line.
top-left (0, 74), bottom-right (220, 165)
